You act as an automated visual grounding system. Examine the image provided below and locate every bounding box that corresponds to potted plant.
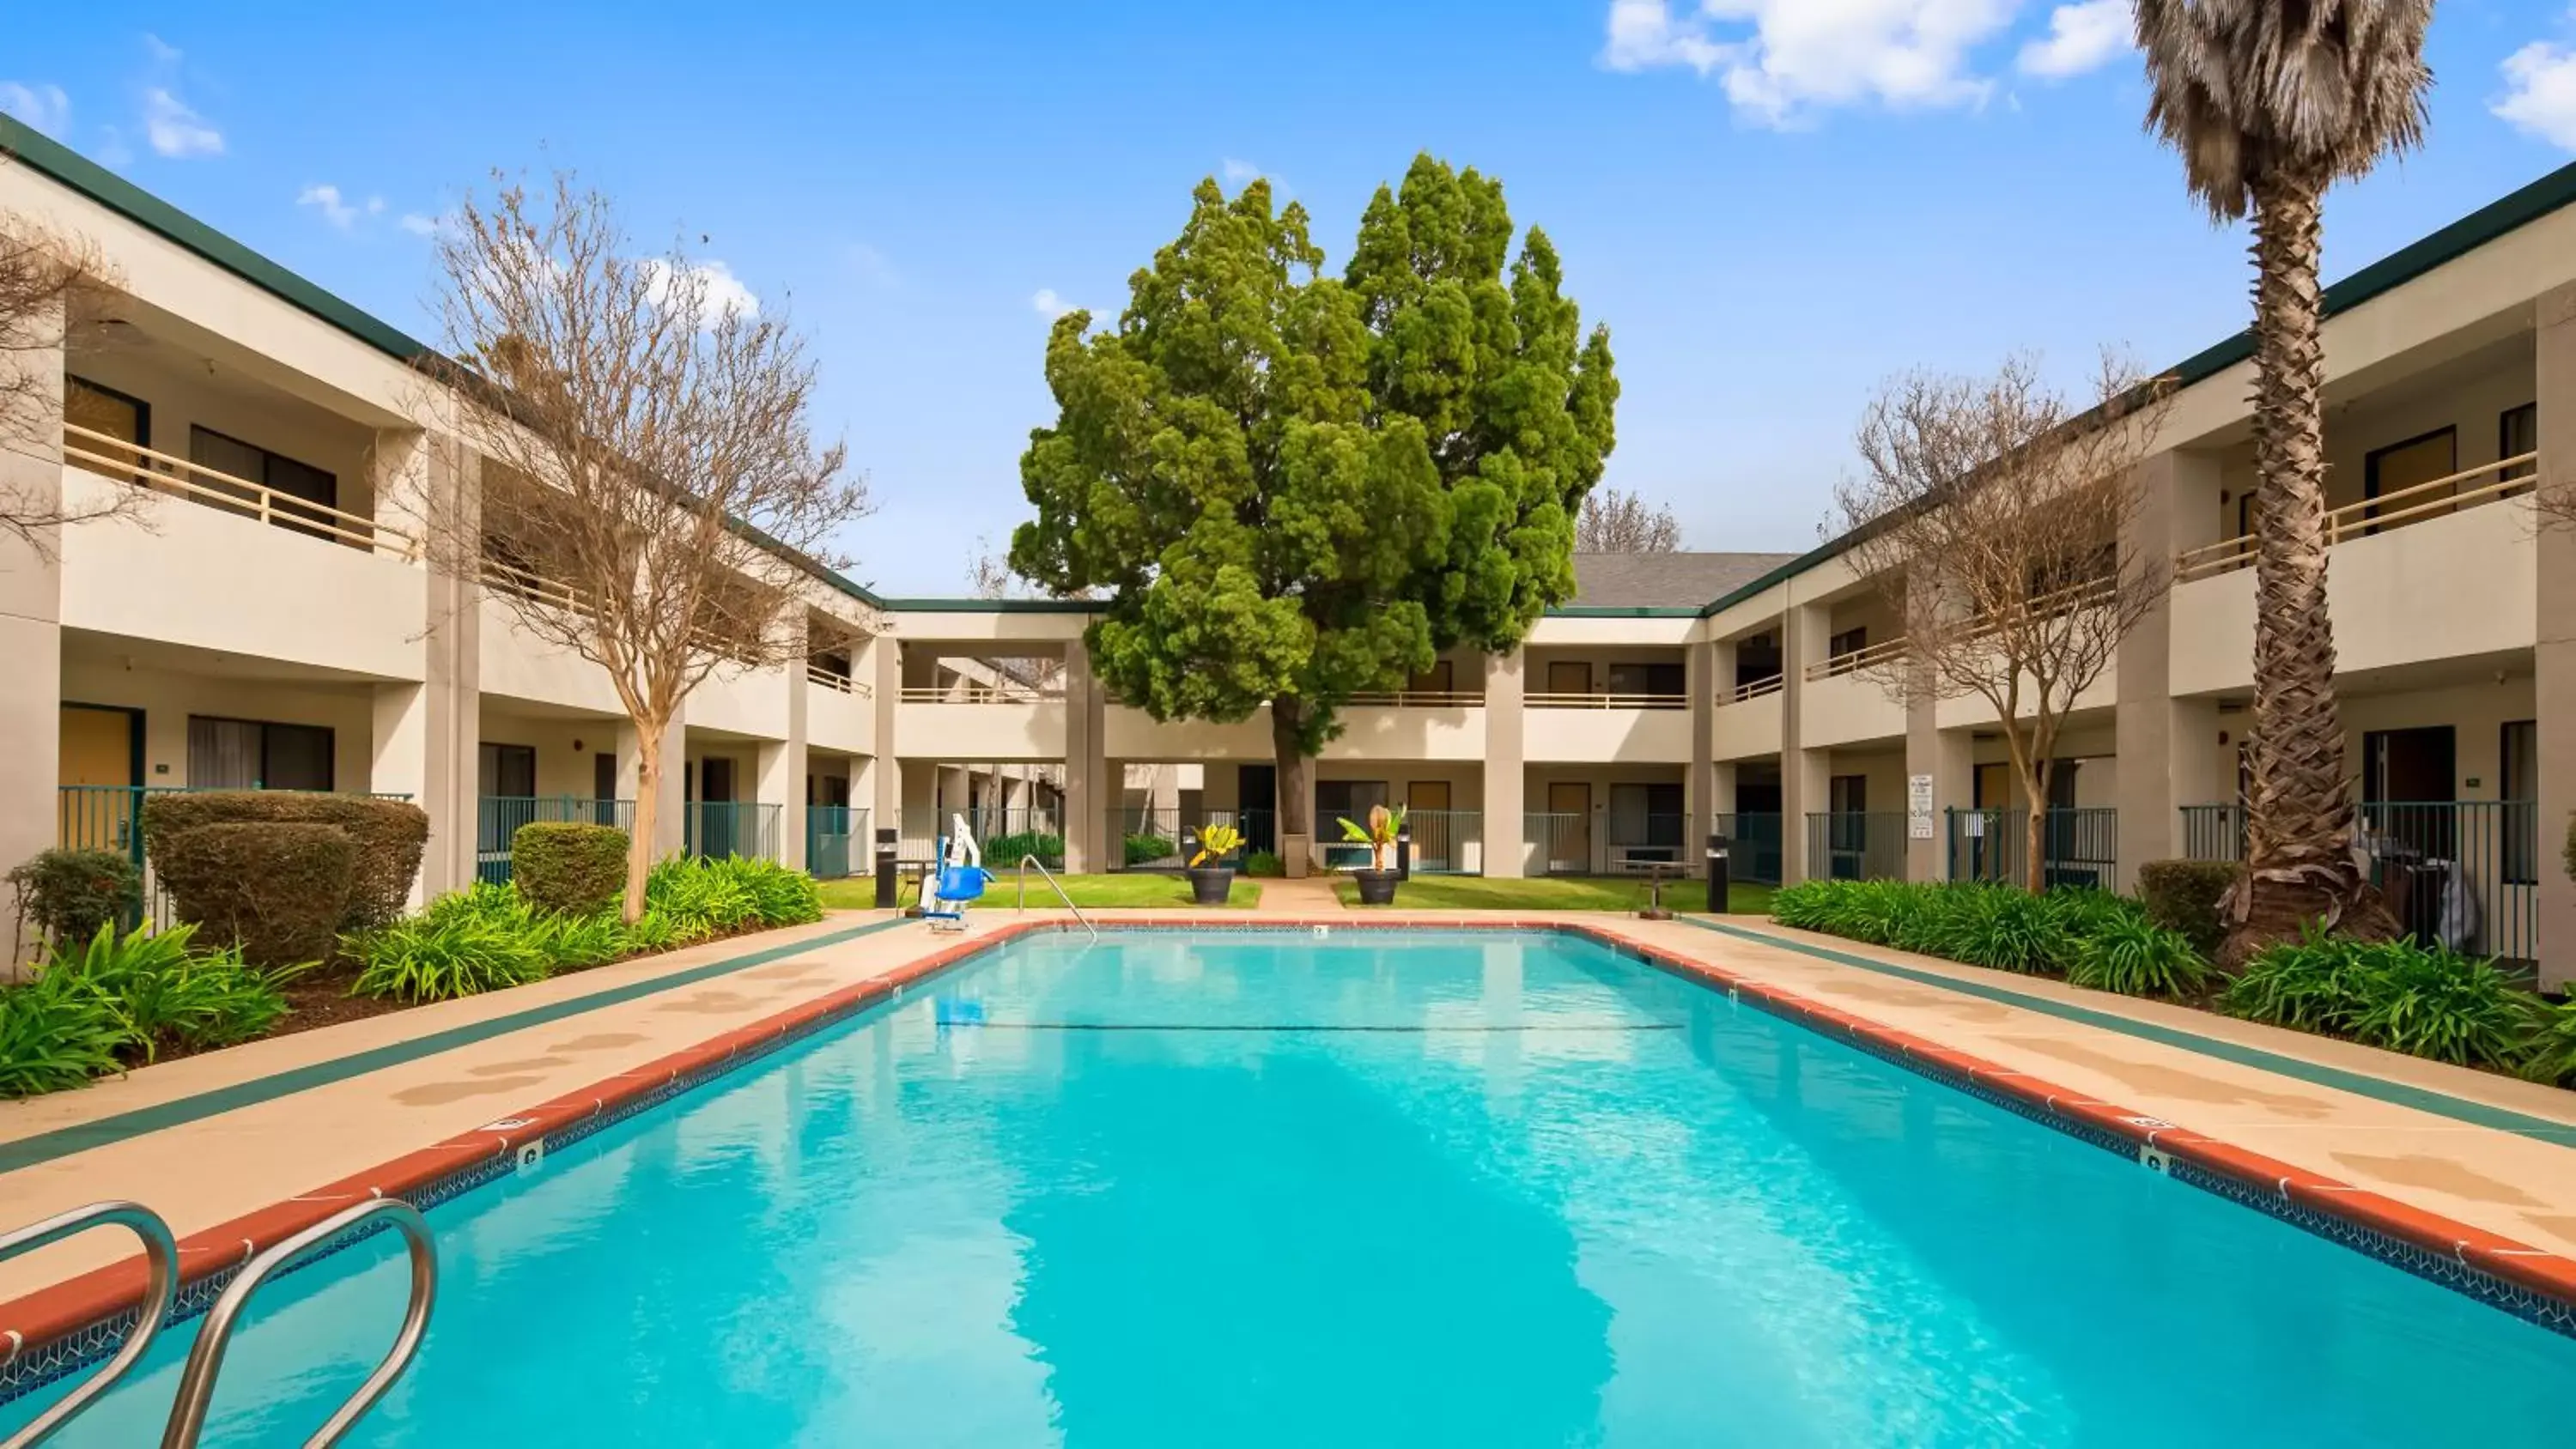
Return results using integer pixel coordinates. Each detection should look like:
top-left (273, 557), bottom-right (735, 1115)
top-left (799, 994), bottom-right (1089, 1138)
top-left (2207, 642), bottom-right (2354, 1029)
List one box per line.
top-left (1337, 804), bottom-right (1406, 906)
top-left (1187, 823), bottom-right (1243, 906)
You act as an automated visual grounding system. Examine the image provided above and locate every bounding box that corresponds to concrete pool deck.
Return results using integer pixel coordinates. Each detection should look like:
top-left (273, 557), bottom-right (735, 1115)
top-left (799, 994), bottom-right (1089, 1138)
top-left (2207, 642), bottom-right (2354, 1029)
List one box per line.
top-left (3, 908), bottom-right (2573, 1342)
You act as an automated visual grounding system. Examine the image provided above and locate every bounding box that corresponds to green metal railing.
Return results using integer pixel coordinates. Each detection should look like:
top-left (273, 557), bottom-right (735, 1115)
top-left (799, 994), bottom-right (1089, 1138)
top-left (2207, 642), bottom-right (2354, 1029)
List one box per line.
top-left (1405, 809), bottom-right (1479, 875)
top-left (1524, 811), bottom-right (1587, 876)
top-left (806, 806), bottom-right (869, 879)
top-left (683, 801), bottom-right (783, 862)
top-left (2178, 800), bottom-right (2538, 967)
top-left (57, 785), bottom-right (415, 929)
top-left (1713, 813), bottom-right (1783, 886)
top-left (477, 797), bottom-right (638, 884)
top-left (1806, 811), bottom-right (1908, 882)
top-left (1947, 806), bottom-right (2120, 892)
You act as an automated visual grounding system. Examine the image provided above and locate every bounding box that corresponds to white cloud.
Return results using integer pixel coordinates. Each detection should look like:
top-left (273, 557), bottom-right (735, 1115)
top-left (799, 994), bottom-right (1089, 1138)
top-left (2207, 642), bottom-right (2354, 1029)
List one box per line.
top-left (2498, 31), bottom-right (2576, 150)
top-left (0, 82), bottom-right (70, 136)
top-left (142, 33), bottom-right (183, 67)
top-left (1602, 0), bottom-right (2022, 126)
top-left (641, 258), bottom-right (760, 327)
top-left (298, 184), bottom-right (361, 229)
top-left (1222, 158), bottom-right (1260, 182)
top-left (399, 212), bottom-right (440, 237)
top-left (1031, 288), bottom-right (1078, 319)
top-left (2017, 1), bottom-right (2131, 79)
top-left (143, 86), bottom-right (222, 157)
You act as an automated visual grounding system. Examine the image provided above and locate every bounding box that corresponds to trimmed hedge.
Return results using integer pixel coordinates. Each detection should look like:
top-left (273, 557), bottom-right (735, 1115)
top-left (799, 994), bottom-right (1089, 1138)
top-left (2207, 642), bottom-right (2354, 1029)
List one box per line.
top-left (2136, 859), bottom-right (2237, 960)
top-left (143, 792), bottom-right (428, 930)
top-left (513, 822), bottom-right (630, 916)
top-left (149, 822), bottom-right (355, 967)
top-left (1124, 834), bottom-right (1175, 866)
top-left (5, 848), bottom-right (142, 946)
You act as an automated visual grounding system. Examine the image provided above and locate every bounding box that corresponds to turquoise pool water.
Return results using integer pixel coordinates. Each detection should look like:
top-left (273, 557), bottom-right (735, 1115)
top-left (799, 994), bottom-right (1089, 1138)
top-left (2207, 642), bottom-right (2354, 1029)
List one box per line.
top-left (14, 928), bottom-right (2576, 1446)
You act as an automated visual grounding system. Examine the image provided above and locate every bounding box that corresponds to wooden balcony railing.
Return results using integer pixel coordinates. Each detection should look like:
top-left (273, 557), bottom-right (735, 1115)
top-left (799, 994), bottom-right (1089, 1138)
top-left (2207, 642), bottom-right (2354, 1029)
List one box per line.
top-left (899, 682), bottom-right (1063, 704)
top-left (1525, 691), bottom-right (1689, 711)
top-left (1723, 675), bottom-right (1784, 705)
top-left (806, 664), bottom-right (872, 696)
top-left (2175, 452), bottom-right (2539, 584)
top-left (1803, 636), bottom-right (1908, 682)
top-left (1343, 689), bottom-right (1485, 708)
top-left (62, 421), bottom-right (417, 556)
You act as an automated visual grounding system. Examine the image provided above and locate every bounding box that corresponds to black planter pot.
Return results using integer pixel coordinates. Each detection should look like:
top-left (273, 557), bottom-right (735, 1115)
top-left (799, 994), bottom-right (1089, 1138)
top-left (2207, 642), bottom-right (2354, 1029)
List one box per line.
top-left (1352, 868), bottom-right (1400, 906)
top-left (1187, 866), bottom-right (1236, 906)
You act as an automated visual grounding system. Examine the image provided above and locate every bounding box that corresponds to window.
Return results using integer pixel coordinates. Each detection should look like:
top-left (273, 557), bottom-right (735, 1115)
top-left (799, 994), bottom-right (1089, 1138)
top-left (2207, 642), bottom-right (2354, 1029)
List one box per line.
top-left (1406, 659), bottom-right (1455, 694)
top-left (2362, 427), bottom-right (2457, 531)
top-left (1735, 634), bottom-right (1782, 690)
top-left (1545, 660), bottom-right (1593, 694)
top-left (65, 378), bottom-right (150, 482)
top-left (187, 717), bottom-right (333, 791)
top-left (1315, 779), bottom-right (1388, 823)
top-left (1606, 661), bottom-right (1685, 697)
top-left (478, 743), bottom-right (537, 799)
top-left (1607, 783), bottom-right (1683, 853)
top-left (190, 425), bottom-right (339, 540)
top-left (1828, 775), bottom-right (1868, 815)
top-left (2503, 720), bottom-right (2537, 884)
top-left (2500, 404), bottom-right (2538, 486)
top-left (1827, 627), bottom-right (1868, 661)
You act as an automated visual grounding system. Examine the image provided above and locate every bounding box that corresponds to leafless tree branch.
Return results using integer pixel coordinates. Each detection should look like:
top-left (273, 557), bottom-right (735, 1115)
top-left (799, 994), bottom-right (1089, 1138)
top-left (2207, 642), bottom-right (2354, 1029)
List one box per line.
top-left (2, 172), bottom-right (150, 557)
top-left (1576, 487), bottom-right (1681, 553)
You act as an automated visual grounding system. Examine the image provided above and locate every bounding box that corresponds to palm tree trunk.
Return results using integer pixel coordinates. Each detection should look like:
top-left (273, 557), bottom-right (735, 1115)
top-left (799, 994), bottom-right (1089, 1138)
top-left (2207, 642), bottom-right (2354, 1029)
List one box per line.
top-left (2223, 172), bottom-right (2396, 965)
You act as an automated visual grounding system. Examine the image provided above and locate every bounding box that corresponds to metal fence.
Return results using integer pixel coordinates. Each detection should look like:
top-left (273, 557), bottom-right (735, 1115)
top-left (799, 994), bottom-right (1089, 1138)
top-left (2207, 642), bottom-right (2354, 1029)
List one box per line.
top-left (1713, 812), bottom-right (1784, 886)
top-left (2178, 799), bottom-right (2539, 968)
top-left (1946, 807), bottom-right (2120, 892)
top-left (806, 806), bottom-right (870, 879)
top-left (477, 797), bottom-right (639, 884)
top-left (1806, 811), bottom-right (1908, 882)
top-left (683, 801), bottom-right (783, 863)
top-left (1607, 810), bottom-right (1690, 876)
top-left (1524, 811), bottom-right (1587, 876)
top-left (1405, 809), bottom-right (1480, 874)
top-left (56, 784), bottom-right (415, 929)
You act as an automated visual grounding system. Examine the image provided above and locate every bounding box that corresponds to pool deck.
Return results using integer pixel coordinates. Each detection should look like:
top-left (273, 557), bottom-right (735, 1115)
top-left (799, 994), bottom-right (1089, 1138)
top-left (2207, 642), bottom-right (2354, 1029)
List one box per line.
top-left (4, 908), bottom-right (2574, 1351)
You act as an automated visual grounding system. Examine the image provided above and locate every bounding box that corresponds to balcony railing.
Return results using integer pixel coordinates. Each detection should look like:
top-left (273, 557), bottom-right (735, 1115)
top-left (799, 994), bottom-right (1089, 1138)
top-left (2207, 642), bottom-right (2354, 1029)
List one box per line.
top-left (806, 664), bottom-right (872, 696)
top-left (1805, 811), bottom-right (1908, 882)
top-left (806, 805), bottom-right (871, 879)
top-left (477, 796), bottom-right (638, 885)
top-left (1343, 689), bottom-right (1485, 707)
top-left (61, 422), bottom-right (416, 557)
top-left (1803, 637), bottom-right (1908, 682)
top-left (1946, 806), bottom-right (2120, 892)
top-left (2178, 800), bottom-right (2537, 968)
top-left (683, 801), bottom-right (783, 862)
top-left (899, 681), bottom-right (1063, 704)
top-left (1526, 692), bottom-right (1689, 710)
top-left (1524, 811), bottom-right (1589, 875)
top-left (1725, 676), bottom-right (1784, 704)
top-left (1713, 812), bottom-right (1785, 885)
top-left (2174, 452), bottom-right (2538, 584)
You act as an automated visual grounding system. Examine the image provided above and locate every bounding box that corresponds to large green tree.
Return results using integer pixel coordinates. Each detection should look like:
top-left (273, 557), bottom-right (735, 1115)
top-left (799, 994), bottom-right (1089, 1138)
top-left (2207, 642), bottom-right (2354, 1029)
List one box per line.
top-left (1012, 156), bottom-right (1616, 858)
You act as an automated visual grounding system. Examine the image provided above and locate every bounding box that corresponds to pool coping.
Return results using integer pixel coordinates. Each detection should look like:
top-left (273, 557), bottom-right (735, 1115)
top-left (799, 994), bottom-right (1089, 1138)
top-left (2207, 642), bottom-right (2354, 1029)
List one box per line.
top-left (4, 915), bottom-right (2573, 1405)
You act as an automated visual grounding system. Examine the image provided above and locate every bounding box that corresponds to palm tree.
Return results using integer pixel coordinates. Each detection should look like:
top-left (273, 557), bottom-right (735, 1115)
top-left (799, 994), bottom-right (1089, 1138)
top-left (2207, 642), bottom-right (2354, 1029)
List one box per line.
top-left (2136, 1), bottom-right (2431, 963)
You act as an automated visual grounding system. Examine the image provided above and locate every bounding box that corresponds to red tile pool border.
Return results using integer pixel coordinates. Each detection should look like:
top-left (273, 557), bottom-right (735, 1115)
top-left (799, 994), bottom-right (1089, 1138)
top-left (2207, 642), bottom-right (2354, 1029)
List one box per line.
top-left (5, 914), bottom-right (2573, 1397)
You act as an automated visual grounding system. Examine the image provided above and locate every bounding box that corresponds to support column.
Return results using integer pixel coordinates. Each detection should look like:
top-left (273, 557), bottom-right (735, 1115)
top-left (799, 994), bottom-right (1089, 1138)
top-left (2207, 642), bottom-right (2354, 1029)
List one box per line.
top-left (0, 300), bottom-right (63, 964)
top-left (1483, 647), bottom-right (1527, 877)
top-left (1686, 635), bottom-right (1714, 879)
top-left (371, 684), bottom-right (433, 906)
top-left (1779, 599), bottom-right (1829, 883)
top-left (368, 428), bottom-right (480, 897)
top-left (870, 631), bottom-right (900, 843)
top-left (771, 613), bottom-right (809, 870)
top-left (2115, 448), bottom-right (2224, 871)
top-left (2535, 282), bottom-right (2576, 990)
top-left (1903, 710), bottom-right (1974, 883)
top-left (1063, 646), bottom-right (1107, 873)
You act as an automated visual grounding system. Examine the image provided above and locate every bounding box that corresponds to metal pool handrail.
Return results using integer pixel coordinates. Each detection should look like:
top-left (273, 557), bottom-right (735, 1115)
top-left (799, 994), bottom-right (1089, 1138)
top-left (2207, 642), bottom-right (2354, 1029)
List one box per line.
top-left (1016, 854), bottom-right (1097, 943)
top-left (159, 1197), bottom-right (437, 1449)
top-left (0, 1202), bottom-right (179, 1449)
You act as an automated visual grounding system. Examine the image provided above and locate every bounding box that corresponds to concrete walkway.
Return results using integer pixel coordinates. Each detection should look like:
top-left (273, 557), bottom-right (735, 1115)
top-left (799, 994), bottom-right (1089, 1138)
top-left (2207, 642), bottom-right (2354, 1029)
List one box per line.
top-left (1250, 876), bottom-right (1346, 913)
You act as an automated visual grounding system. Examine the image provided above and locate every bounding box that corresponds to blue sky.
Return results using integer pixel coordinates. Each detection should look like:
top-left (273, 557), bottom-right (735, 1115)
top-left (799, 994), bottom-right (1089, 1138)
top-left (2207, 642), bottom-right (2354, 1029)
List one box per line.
top-left (8, 2), bottom-right (2576, 596)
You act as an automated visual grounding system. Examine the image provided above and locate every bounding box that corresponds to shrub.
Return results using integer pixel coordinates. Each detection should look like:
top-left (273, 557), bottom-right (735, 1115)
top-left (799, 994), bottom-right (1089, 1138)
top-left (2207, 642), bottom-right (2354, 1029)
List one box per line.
top-left (643, 855), bottom-right (823, 937)
top-left (1242, 851), bottom-right (1285, 879)
top-left (2526, 1000), bottom-right (2576, 1087)
top-left (2136, 860), bottom-right (2237, 960)
top-left (2340, 943), bottom-right (2538, 1069)
top-left (2221, 927), bottom-right (2370, 1034)
top-left (985, 831), bottom-right (1066, 868)
top-left (0, 972), bottom-right (124, 1099)
top-left (1774, 879), bottom-right (2103, 976)
top-left (1124, 834), bottom-right (1174, 866)
top-left (151, 822), bottom-right (355, 967)
top-left (46, 922), bottom-right (291, 1061)
top-left (348, 887), bottom-right (553, 1003)
top-left (1929, 887), bottom-right (2077, 974)
top-left (143, 792), bottom-right (428, 931)
top-left (513, 823), bottom-right (630, 916)
top-left (528, 910), bottom-right (628, 971)
top-left (5, 848), bottom-right (143, 946)
top-left (2068, 914), bottom-right (2210, 998)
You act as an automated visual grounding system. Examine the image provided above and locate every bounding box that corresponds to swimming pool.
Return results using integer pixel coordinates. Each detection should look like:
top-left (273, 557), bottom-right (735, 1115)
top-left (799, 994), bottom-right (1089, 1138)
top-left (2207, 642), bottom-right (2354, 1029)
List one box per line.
top-left (12, 926), bottom-right (2575, 1446)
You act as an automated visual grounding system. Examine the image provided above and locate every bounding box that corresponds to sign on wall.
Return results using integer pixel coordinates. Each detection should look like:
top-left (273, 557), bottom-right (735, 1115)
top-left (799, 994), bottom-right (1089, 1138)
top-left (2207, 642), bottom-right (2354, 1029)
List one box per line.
top-left (1907, 773), bottom-right (1935, 840)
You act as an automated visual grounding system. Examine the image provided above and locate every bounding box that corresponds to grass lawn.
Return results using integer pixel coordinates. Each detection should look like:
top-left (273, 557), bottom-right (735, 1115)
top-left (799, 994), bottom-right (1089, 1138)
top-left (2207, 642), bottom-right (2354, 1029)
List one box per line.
top-left (1328, 874), bottom-right (1776, 913)
top-left (817, 871), bottom-right (1261, 911)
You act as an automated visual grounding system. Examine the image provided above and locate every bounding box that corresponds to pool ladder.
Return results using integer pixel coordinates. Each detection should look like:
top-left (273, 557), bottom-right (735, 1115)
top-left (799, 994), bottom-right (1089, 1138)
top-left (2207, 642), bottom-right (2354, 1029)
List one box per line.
top-left (1014, 854), bottom-right (1098, 942)
top-left (0, 1197), bottom-right (436, 1448)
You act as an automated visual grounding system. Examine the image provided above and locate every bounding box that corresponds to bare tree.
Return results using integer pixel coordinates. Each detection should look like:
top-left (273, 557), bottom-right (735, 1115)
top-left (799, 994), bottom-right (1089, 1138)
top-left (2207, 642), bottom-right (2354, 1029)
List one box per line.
top-left (2, 192), bottom-right (146, 555)
top-left (417, 173), bottom-right (869, 919)
top-left (1576, 488), bottom-right (1681, 553)
top-left (966, 533), bottom-right (1014, 601)
top-left (1832, 354), bottom-right (2173, 894)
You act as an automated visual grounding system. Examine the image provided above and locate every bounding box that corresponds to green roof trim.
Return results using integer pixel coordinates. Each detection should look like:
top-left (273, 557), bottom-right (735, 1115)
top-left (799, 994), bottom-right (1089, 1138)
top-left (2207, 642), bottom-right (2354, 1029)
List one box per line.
top-left (2, 113), bottom-right (432, 361)
top-left (1542, 605), bottom-right (1707, 619)
top-left (1698, 152), bottom-right (2576, 621)
top-left (874, 596), bottom-right (1100, 614)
